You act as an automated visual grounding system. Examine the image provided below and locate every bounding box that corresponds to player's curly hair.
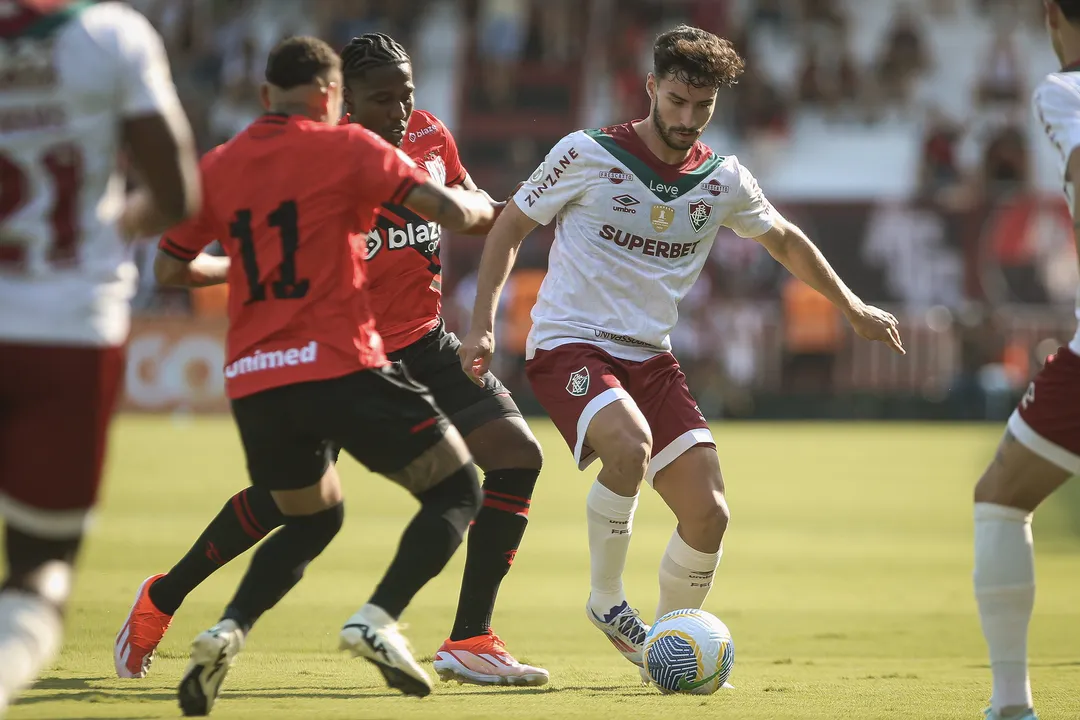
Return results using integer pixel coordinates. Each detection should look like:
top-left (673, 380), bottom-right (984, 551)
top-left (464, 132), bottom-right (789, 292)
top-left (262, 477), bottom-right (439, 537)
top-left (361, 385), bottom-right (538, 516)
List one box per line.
top-left (654, 25), bottom-right (744, 89)
top-left (264, 36), bottom-right (340, 90)
top-left (340, 33), bottom-right (411, 82)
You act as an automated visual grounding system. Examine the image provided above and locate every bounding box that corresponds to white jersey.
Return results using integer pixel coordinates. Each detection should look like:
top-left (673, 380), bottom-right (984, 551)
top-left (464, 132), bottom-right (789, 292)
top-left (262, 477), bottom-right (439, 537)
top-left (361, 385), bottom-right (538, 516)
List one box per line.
top-left (516, 122), bottom-right (775, 361)
top-left (0, 1), bottom-right (181, 346)
top-left (1033, 69), bottom-right (1080, 355)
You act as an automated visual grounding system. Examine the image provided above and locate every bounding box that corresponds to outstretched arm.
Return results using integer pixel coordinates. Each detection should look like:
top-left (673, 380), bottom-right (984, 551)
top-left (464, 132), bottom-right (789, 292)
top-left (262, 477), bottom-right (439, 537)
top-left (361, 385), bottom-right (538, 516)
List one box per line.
top-left (457, 199), bottom-right (539, 382)
top-left (753, 216), bottom-right (904, 354)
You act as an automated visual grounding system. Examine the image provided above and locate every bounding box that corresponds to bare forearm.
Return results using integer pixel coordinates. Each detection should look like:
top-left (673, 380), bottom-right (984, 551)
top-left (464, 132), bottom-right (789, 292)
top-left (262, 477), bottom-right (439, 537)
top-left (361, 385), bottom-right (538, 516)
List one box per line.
top-left (770, 225), bottom-right (860, 316)
top-left (158, 253), bottom-right (229, 287)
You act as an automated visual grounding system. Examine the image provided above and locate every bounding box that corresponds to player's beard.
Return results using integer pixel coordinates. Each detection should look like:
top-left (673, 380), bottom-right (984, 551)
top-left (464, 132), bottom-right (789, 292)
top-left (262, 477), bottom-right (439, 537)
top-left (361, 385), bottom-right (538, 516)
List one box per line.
top-left (651, 105), bottom-right (701, 152)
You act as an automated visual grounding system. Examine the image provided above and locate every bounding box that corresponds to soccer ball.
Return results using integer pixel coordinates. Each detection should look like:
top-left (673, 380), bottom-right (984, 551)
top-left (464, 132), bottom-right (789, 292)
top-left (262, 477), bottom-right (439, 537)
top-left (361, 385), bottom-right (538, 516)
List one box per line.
top-left (642, 609), bottom-right (734, 695)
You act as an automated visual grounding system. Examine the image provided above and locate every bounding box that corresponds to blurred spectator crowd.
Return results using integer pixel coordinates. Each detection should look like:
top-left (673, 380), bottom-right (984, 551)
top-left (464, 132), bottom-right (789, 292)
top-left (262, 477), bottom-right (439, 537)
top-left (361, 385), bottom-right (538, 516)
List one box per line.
top-left (131, 0), bottom-right (1072, 416)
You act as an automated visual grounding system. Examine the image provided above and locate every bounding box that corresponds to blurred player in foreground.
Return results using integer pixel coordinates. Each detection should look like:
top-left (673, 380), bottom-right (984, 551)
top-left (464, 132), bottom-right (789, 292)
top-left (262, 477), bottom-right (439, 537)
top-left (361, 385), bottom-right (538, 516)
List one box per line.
top-left (146, 37), bottom-right (498, 714)
top-left (115, 33), bottom-right (547, 688)
top-left (972, 3), bottom-right (1080, 719)
top-left (0, 0), bottom-right (199, 712)
top-left (459, 24), bottom-right (904, 677)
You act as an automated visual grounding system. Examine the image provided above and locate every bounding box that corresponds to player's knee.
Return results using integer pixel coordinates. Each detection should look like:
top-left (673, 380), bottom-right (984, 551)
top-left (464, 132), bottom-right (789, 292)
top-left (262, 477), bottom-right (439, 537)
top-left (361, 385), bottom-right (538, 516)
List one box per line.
top-left (614, 428), bottom-right (652, 478)
top-left (3, 528), bottom-right (80, 609)
top-left (680, 497), bottom-right (729, 549)
top-left (467, 417), bottom-right (544, 471)
top-left (417, 464), bottom-right (482, 539)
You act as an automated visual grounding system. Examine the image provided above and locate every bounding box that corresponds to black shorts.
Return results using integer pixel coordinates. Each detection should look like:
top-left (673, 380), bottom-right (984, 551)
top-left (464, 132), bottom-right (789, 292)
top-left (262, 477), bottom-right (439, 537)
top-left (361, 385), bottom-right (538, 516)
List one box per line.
top-left (230, 364), bottom-right (450, 492)
top-left (390, 319), bottom-right (521, 436)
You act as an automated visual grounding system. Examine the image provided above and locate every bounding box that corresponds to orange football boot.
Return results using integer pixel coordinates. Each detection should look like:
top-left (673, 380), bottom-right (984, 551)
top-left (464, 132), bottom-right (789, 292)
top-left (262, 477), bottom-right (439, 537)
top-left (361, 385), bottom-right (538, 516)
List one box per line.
top-left (114, 574), bottom-right (172, 678)
top-left (433, 630), bottom-right (548, 686)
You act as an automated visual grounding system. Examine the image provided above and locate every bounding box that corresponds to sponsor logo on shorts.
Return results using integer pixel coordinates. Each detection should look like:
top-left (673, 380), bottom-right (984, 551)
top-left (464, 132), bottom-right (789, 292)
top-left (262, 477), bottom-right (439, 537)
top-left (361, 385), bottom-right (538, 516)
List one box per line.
top-left (601, 168), bottom-right (634, 184)
top-left (702, 179), bottom-right (729, 196)
top-left (651, 204), bottom-right (675, 233)
top-left (1021, 382), bottom-right (1035, 410)
top-left (612, 194), bottom-right (639, 214)
top-left (408, 125), bottom-right (438, 143)
top-left (688, 199), bottom-right (713, 233)
top-left (566, 366), bottom-right (590, 397)
top-left (224, 341), bottom-right (318, 379)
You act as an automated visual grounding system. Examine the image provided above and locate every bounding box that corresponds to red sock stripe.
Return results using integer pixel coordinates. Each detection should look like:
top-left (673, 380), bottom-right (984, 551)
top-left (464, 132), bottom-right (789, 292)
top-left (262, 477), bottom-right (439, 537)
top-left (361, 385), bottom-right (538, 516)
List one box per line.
top-left (231, 493), bottom-right (263, 540)
top-left (482, 497), bottom-right (530, 517)
top-left (483, 489), bottom-right (531, 506)
top-left (238, 489), bottom-right (266, 536)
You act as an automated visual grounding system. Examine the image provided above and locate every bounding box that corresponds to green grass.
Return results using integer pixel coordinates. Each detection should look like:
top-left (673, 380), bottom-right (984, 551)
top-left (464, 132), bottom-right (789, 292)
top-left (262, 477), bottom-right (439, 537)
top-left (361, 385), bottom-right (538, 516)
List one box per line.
top-left (11, 418), bottom-right (1080, 719)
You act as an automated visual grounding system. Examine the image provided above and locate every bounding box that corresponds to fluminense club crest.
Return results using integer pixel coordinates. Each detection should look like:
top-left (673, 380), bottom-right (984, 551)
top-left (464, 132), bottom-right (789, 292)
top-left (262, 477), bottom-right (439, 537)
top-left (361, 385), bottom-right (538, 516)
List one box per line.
top-left (688, 199), bottom-right (713, 233)
top-left (566, 366), bottom-right (590, 396)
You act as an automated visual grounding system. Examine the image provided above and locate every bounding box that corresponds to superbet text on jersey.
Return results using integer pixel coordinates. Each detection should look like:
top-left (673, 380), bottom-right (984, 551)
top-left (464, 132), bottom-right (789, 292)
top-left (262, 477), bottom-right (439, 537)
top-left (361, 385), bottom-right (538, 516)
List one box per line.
top-left (516, 122), bottom-right (775, 362)
top-left (0, 1), bottom-right (183, 346)
top-left (362, 109), bottom-right (466, 352)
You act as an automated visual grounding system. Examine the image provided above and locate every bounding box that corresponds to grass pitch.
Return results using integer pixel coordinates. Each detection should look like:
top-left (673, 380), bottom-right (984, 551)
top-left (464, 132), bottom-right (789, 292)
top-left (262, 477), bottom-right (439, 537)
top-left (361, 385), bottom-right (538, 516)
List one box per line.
top-left (10, 418), bottom-right (1080, 719)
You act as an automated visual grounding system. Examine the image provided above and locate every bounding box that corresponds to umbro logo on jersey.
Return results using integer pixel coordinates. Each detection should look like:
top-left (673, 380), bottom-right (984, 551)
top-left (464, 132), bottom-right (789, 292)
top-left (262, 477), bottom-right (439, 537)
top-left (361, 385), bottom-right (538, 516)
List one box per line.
top-left (688, 199), bottom-right (713, 233)
top-left (612, 195), bottom-right (639, 214)
top-left (600, 168), bottom-right (634, 184)
top-left (702, 179), bottom-right (729, 196)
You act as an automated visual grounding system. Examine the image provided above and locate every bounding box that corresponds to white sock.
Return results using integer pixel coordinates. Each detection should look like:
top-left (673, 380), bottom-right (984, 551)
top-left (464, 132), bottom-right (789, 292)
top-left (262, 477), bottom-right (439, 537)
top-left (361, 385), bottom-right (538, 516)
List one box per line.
top-left (0, 590), bottom-right (63, 710)
top-left (586, 480), bottom-right (639, 616)
top-left (656, 529), bottom-right (722, 620)
top-left (974, 502), bottom-right (1035, 713)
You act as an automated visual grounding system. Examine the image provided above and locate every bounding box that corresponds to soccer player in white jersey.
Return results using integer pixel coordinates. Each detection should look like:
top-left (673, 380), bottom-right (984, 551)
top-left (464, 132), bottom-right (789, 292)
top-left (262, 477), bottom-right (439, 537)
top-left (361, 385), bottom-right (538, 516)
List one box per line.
top-left (459, 24), bottom-right (904, 672)
top-left (972, 3), bottom-right (1080, 719)
top-left (0, 0), bottom-right (199, 710)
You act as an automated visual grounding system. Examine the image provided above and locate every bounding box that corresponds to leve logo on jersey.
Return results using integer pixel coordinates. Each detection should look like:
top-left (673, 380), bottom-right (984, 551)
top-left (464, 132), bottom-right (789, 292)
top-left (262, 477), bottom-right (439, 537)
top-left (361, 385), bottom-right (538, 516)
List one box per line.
top-left (648, 179), bottom-right (680, 198)
top-left (651, 205), bottom-right (675, 233)
top-left (688, 199), bottom-right (712, 233)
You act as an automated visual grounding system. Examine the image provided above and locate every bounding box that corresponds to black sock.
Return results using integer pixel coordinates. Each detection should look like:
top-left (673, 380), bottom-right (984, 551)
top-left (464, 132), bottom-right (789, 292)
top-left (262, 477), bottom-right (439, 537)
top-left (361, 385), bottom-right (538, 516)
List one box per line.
top-left (221, 503), bottom-right (343, 634)
top-left (149, 487), bottom-right (285, 616)
top-left (369, 465), bottom-right (481, 619)
top-left (449, 468), bottom-right (538, 641)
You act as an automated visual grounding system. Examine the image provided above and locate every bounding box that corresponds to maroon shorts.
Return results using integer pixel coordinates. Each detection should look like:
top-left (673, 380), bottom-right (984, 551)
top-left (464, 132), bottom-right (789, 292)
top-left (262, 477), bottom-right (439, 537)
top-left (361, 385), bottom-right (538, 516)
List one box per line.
top-left (1008, 346), bottom-right (1080, 474)
top-left (0, 342), bottom-right (125, 538)
top-left (525, 343), bottom-right (713, 484)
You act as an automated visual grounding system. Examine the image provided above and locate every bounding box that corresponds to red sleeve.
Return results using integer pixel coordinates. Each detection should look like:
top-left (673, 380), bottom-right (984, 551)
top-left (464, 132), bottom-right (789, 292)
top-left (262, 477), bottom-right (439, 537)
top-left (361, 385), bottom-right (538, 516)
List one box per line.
top-left (157, 153), bottom-right (218, 261)
top-left (345, 125), bottom-right (430, 207)
top-left (440, 121), bottom-right (467, 187)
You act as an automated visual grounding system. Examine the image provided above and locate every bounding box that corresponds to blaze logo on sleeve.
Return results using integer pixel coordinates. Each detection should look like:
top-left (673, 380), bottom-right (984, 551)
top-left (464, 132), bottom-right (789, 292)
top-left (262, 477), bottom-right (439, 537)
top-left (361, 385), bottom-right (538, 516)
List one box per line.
top-left (566, 366), bottom-right (590, 396)
top-left (688, 199), bottom-right (712, 233)
top-left (651, 205), bottom-right (675, 233)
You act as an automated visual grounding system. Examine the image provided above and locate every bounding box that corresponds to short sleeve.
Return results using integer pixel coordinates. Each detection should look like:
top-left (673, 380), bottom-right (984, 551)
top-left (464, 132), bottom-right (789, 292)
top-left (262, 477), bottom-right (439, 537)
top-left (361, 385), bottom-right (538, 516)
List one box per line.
top-left (1033, 75), bottom-right (1080, 167)
top-left (158, 210), bottom-right (215, 261)
top-left (346, 126), bottom-right (431, 207)
top-left (441, 123), bottom-right (467, 187)
top-left (723, 159), bottom-right (776, 238)
top-left (514, 133), bottom-right (590, 226)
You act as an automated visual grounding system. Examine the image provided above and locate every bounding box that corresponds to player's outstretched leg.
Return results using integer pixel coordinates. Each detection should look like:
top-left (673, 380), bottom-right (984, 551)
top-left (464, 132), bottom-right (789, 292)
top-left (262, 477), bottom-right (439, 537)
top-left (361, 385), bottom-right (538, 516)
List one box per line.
top-left (178, 466), bottom-right (344, 716)
top-left (115, 487), bottom-right (284, 678)
top-left (578, 401), bottom-right (652, 668)
top-left (340, 429), bottom-right (481, 697)
top-left (974, 425), bottom-right (1070, 720)
top-left (434, 415), bottom-right (548, 686)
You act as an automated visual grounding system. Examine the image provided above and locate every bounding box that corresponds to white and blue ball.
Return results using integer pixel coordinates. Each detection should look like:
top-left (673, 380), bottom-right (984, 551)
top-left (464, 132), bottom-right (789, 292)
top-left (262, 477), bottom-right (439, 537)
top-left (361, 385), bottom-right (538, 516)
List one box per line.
top-left (642, 609), bottom-right (734, 695)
